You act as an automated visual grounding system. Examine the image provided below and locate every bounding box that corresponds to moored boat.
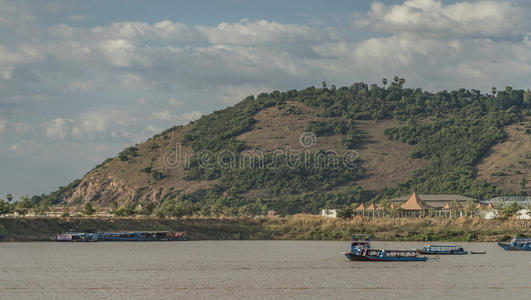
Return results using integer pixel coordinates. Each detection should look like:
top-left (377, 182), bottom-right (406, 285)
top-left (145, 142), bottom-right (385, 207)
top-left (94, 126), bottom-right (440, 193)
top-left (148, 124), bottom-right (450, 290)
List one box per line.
top-left (417, 244), bottom-right (468, 255)
top-left (55, 232), bottom-right (99, 242)
top-left (344, 234), bottom-right (427, 262)
top-left (56, 231), bottom-right (187, 242)
top-left (497, 237), bottom-right (531, 251)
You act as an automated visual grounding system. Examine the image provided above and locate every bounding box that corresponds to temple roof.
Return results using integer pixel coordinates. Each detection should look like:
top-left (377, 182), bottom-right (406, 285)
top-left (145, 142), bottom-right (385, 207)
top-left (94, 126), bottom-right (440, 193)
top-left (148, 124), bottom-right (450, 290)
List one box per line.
top-left (366, 203), bottom-right (377, 210)
top-left (400, 192), bottom-right (431, 210)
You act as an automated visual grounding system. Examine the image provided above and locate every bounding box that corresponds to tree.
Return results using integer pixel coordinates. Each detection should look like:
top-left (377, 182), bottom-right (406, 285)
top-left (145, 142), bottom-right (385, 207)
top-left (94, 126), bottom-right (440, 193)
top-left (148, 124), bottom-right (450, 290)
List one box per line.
top-left (393, 76), bottom-right (399, 84)
top-left (0, 200), bottom-right (11, 215)
top-left (83, 202), bottom-right (96, 216)
top-left (524, 89), bottom-right (531, 107)
top-left (520, 177), bottom-right (527, 189)
top-left (15, 196), bottom-right (33, 216)
top-left (382, 78), bottom-right (388, 88)
top-left (464, 199), bottom-right (478, 217)
top-left (501, 201), bottom-right (523, 218)
top-left (37, 198), bottom-right (52, 215)
top-left (491, 86), bottom-right (497, 96)
top-left (6, 194), bottom-right (13, 202)
top-left (449, 200), bottom-right (461, 218)
top-left (138, 200), bottom-right (156, 216)
top-left (379, 199), bottom-right (391, 216)
top-left (337, 206), bottom-right (353, 219)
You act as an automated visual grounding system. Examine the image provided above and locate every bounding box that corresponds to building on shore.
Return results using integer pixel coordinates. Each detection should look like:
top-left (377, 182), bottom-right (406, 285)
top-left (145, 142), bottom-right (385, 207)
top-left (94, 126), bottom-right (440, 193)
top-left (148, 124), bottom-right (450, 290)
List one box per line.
top-left (320, 209), bottom-right (337, 218)
top-left (351, 192), bottom-right (483, 218)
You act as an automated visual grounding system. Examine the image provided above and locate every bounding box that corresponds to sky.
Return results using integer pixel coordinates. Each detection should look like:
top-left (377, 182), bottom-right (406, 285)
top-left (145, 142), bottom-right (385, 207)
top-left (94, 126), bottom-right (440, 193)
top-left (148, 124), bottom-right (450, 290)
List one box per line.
top-left (1, 0), bottom-right (530, 199)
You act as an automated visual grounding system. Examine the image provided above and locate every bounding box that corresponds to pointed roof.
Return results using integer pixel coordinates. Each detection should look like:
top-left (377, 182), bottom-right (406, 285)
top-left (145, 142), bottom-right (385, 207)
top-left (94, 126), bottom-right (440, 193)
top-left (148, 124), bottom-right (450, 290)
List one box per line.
top-left (442, 201), bottom-right (463, 210)
top-left (475, 202), bottom-right (483, 209)
top-left (366, 203), bottom-right (377, 210)
top-left (486, 203), bottom-right (494, 209)
top-left (400, 192), bottom-right (431, 210)
top-left (355, 203), bottom-right (366, 210)
top-left (390, 202), bottom-right (395, 209)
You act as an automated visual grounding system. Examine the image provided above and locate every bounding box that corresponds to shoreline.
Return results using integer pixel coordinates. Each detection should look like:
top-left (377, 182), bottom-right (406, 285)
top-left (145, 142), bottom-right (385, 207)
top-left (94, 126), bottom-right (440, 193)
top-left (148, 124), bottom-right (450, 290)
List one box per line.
top-left (0, 216), bottom-right (529, 242)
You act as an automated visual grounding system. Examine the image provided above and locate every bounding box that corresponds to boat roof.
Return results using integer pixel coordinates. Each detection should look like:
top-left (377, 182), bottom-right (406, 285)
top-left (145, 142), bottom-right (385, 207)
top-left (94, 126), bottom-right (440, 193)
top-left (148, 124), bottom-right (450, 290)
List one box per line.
top-left (351, 234), bottom-right (370, 241)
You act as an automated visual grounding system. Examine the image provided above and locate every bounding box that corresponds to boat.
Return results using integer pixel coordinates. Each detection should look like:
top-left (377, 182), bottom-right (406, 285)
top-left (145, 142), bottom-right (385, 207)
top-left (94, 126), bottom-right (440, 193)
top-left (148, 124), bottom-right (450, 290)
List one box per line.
top-left (56, 231), bottom-right (187, 242)
top-left (470, 251), bottom-right (486, 254)
top-left (417, 244), bottom-right (468, 255)
top-left (497, 237), bottom-right (531, 251)
top-left (344, 234), bottom-right (427, 262)
top-left (56, 232), bottom-right (99, 242)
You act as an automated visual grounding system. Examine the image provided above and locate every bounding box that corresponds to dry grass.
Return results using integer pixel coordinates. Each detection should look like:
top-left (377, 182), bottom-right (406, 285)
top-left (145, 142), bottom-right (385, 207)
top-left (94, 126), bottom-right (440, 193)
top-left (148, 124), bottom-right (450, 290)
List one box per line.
top-left (354, 120), bottom-right (427, 189)
top-left (238, 102), bottom-right (427, 190)
top-left (476, 118), bottom-right (531, 193)
top-left (1, 216), bottom-right (528, 242)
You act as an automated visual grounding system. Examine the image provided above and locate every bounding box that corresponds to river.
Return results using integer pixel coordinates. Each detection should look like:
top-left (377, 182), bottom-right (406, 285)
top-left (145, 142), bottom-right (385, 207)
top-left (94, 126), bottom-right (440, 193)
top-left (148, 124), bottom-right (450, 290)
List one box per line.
top-left (0, 241), bottom-right (529, 299)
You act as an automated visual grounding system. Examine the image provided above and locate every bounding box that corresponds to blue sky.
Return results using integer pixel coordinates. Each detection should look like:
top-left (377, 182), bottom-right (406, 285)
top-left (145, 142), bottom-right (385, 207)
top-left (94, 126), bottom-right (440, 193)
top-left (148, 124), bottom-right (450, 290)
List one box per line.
top-left (1, 0), bottom-right (530, 199)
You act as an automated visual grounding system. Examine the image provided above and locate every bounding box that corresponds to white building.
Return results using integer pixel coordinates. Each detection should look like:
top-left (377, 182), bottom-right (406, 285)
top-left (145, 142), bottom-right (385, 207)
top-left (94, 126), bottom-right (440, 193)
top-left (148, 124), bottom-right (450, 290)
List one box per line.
top-left (321, 209), bottom-right (337, 218)
top-left (516, 209), bottom-right (530, 220)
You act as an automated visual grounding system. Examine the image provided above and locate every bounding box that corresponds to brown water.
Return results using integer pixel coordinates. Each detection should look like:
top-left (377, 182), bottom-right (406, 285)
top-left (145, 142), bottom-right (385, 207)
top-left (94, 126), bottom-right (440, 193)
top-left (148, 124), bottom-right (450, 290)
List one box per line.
top-left (0, 241), bottom-right (529, 299)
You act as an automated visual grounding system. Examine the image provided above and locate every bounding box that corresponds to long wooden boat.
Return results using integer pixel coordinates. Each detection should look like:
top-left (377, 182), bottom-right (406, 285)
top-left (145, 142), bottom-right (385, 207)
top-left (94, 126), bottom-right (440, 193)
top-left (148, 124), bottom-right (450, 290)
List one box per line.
top-left (56, 231), bottom-right (187, 242)
top-left (497, 237), bottom-right (531, 251)
top-left (345, 249), bottom-right (427, 261)
top-left (344, 234), bottom-right (427, 262)
top-left (56, 232), bottom-right (99, 242)
top-left (417, 244), bottom-right (468, 255)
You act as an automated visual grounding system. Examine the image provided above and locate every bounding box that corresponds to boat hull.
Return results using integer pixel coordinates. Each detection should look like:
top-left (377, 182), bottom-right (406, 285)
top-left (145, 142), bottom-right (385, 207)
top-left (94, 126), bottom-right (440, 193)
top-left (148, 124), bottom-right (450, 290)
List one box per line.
top-left (497, 242), bottom-right (531, 251)
top-left (345, 252), bottom-right (427, 262)
top-left (416, 250), bottom-right (468, 255)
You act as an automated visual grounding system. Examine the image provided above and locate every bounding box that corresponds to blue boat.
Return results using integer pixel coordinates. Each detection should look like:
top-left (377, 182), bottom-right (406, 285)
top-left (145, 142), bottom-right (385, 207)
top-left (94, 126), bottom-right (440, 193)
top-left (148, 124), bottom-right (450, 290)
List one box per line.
top-left (417, 244), bottom-right (468, 255)
top-left (344, 234), bottom-right (427, 262)
top-left (497, 237), bottom-right (531, 251)
top-left (56, 232), bottom-right (99, 242)
top-left (56, 231), bottom-right (187, 242)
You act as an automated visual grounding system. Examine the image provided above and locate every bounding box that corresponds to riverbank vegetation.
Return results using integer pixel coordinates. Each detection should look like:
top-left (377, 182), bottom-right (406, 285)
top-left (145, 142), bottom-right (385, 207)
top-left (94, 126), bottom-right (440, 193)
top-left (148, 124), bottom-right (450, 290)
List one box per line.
top-left (0, 216), bottom-right (528, 242)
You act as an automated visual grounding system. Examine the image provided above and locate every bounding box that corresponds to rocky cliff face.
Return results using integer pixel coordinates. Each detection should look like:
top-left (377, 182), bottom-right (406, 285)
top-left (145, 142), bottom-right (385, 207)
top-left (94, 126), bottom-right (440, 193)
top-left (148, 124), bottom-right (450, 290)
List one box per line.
top-left (62, 124), bottom-right (213, 206)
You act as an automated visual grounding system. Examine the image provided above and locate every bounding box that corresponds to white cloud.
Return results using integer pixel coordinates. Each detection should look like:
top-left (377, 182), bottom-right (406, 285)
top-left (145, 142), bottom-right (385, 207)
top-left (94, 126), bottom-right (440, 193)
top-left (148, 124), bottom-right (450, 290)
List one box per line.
top-left (196, 18), bottom-right (337, 45)
top-left (180, 111), bottom-right (202, 122)
top-left (355, 0), bottom-right (528, 38)
top-left (9, 144), bottom-right (19, 152)
top-left (45, 118), bottom-right (74, 140)
top-left (78, 110), bottom-right (133, 133)
top-left (0, 120), bottom-right (6, 132)
top-left (151, 110), bottom-right (174, 122)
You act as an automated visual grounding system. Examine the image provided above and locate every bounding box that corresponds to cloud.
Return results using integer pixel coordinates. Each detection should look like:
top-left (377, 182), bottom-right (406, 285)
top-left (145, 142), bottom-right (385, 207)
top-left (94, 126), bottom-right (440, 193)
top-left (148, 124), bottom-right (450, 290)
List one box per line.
top-left (0, 120), bottom-right (6, 132)
top-left (150, 111), bottom-right (174, 122)
top-left (150, 110), bottom-right (202, 123)
top-left (45, 118), bottom-right (75, 140)
top-left (180, 111), bottom-right (202, 122)
top-left (355, 0), bottom-right (529, 39)
top-left (196, 18), bottom-right (338, 45)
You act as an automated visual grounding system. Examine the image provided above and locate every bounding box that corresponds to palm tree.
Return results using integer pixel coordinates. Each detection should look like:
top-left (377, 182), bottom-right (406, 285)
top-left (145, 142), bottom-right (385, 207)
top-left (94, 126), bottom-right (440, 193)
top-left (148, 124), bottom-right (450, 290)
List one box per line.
top-left (491, 87), bottom-right (497, 96)
top-left (382, 78), bottom-right (388, 88)
top-left (6, 194), bottom-right (12, 202)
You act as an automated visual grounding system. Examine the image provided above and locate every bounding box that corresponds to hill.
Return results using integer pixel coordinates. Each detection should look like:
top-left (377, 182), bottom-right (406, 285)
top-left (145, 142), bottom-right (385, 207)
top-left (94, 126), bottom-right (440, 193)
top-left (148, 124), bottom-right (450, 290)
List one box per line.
top-left (32, 79), bottom-right (531, 215)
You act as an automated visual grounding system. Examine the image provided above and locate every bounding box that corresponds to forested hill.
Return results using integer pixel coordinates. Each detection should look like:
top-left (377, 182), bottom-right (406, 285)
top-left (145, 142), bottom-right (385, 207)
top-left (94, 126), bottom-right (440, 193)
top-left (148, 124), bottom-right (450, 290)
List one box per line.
top-left (33, 78), bottom-right (531, 215)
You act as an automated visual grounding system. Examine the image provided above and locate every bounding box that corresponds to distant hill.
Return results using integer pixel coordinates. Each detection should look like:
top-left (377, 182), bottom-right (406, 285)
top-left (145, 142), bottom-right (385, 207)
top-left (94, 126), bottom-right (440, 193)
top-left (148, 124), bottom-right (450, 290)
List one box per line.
top-left (34, 79), bottom-right (531, 215)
